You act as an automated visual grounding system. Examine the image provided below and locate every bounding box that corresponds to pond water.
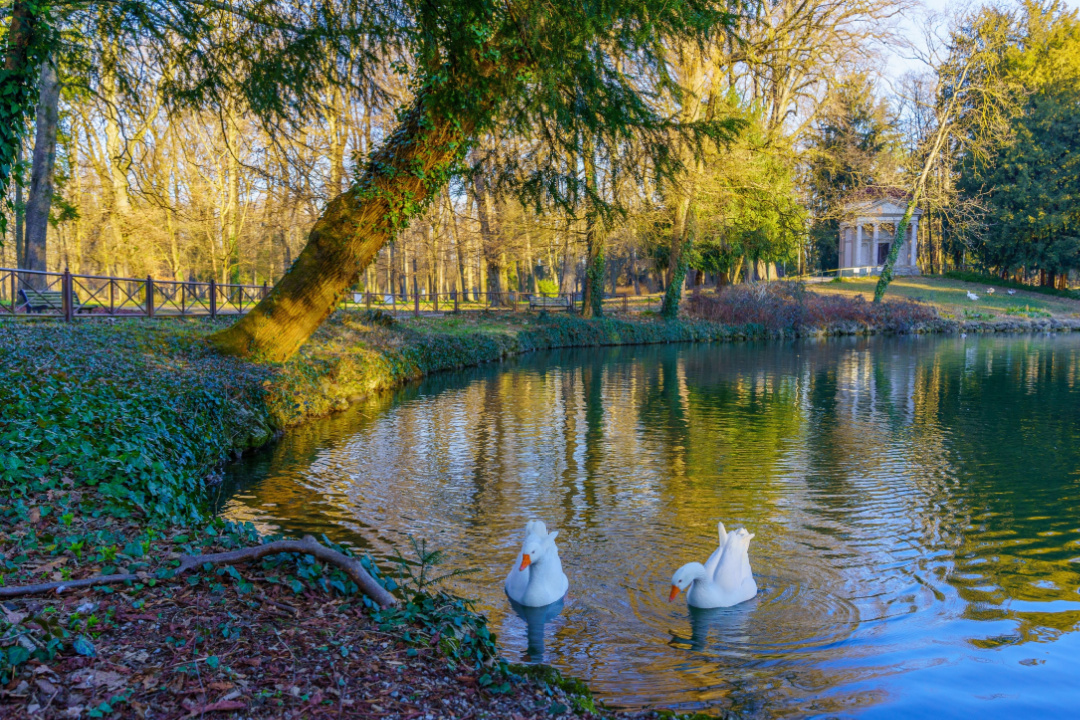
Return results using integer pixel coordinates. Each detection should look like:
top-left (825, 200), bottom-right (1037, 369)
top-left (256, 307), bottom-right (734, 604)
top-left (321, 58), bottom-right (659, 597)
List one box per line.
top-left (220, 334), bottom-right (1080, 718)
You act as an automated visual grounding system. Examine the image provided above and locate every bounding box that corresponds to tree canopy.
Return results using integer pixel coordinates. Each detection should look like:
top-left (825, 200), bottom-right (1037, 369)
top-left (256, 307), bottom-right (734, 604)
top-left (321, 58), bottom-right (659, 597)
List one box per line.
top-left (954, 0), bottom-right (1080, 284)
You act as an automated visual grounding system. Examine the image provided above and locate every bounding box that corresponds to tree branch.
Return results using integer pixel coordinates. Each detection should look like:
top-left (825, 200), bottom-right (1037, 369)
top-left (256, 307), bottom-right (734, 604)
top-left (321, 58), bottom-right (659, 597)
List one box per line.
top-left (0, 536), bottom-right (397, 608)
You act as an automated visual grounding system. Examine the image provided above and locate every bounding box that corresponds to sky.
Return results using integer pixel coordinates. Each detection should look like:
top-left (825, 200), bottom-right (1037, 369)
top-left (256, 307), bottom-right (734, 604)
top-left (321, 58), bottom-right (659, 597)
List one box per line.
top-left (881, 0), bottom-right (1080, 86)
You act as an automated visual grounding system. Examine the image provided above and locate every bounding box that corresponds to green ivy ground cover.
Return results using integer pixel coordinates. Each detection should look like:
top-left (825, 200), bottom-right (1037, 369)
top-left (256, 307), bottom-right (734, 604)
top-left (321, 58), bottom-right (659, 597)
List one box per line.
top-left (1, 312), bottom-right (757, 523)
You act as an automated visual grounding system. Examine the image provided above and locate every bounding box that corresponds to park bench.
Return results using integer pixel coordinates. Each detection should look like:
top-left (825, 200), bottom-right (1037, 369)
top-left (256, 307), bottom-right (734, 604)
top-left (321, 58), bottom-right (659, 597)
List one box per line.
top-left (528, 294), bottom-right (571, 311)
top-left (18, 287), bottom-right (80, 313)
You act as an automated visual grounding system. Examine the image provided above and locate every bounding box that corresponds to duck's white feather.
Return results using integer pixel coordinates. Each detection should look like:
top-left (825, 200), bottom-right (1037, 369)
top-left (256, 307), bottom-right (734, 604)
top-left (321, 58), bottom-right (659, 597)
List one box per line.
top-left (673, 524), bottom-right (757, 609)
top-left (505, 521), bottom-right (569, 607)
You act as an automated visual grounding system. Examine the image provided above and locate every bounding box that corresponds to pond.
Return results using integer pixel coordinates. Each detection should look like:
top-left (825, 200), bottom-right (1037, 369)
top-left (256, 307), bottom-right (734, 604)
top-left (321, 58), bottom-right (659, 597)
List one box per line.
top-left (220, 334), bottom-right (1080, 718)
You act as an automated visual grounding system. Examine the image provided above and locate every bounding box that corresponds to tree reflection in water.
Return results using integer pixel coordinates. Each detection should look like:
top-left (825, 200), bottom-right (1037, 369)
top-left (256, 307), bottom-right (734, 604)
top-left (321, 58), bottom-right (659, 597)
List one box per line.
top-left (220, 334), bottom-right (1080, 718)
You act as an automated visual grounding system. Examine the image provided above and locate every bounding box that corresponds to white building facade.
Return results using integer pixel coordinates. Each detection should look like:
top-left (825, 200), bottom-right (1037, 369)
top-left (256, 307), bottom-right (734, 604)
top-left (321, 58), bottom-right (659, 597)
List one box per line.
top-left (838, 198), bottom-right (922, 276)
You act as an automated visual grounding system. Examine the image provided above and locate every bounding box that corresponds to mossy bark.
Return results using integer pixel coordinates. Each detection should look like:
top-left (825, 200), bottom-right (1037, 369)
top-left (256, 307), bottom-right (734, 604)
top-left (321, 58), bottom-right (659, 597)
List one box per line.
top-left (662, 198), bottom-right (693, 319)
top-left (580, 149), bottom-right (604, 319)
top-left (209, 91), bottom-right (477, 361)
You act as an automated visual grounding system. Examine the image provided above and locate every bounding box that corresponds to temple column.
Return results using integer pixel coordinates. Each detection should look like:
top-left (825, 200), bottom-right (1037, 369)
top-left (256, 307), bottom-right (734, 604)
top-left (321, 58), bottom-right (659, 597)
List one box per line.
top-left (910, 217), bottom-right (918, 267)
top-left (838, 225), bottom-right (846, 269)
top-left (871, 223), bottom-right (880, 267)
top-left (855, 224), bottom-right (863, 270)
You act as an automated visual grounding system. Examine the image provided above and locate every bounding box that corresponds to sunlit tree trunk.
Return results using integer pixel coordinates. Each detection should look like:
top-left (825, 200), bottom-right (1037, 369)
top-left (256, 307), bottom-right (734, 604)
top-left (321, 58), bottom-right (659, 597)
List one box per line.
top-left (24, 56), bottom-right (60, 287)
top-left (102, 45), bottom-right (132, 274)
top-left (661, 196), bottom-right (693, 317)
top-left (580, 149), bottom-right (604, 319)
top-left (473, 171), bottom-right (505, 304)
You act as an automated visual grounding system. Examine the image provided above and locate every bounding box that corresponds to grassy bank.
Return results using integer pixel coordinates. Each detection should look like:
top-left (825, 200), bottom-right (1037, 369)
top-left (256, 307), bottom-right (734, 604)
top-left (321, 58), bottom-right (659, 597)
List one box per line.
top-left (813, 274), bottom-right (1080, 320)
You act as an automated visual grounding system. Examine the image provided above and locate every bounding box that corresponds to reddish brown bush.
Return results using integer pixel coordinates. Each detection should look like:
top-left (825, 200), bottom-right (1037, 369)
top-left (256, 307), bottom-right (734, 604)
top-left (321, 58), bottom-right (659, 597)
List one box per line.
top-left (684, 282), bottom-right (938, 332)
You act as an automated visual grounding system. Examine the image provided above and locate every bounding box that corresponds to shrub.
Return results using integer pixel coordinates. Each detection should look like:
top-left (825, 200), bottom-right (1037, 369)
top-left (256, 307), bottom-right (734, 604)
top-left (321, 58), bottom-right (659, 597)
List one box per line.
top-left (684, 282), bottom-right (938, 332)
top-left (536, 279), bottom-right (559, 297)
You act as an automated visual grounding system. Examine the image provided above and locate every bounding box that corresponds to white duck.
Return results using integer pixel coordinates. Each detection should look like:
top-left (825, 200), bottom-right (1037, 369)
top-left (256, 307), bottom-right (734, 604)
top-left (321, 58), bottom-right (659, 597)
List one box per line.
top-left (966, 291), bottom-right (979, 301)
top-left (669, 523), bottom-right (757, 609)
top-left (505, 520), bottom-right (569, 607)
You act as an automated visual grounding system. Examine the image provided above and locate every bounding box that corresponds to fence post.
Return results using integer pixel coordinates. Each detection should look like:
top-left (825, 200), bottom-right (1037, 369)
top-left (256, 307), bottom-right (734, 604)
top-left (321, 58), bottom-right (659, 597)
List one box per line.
top-left (365, 292), bottom-right (371, 310)
top-left (262, 281), bottom-right (268, 299)
top-left (433, 289), bottom-right (439, 313)
top-left (414, 290), bottom-right (420, 317)
top-left (454, 288), bottom-right (459, 314)
top-left (109, 279), bottom-right (115, 316)
top-left (9, 271), bottom-right (15, 315)
top-left (63, 268), bottom-right (73, 322)
top-left (209, 278), bottom-right (217, 318)
top-left (146, 275), bottom-right (155, 318)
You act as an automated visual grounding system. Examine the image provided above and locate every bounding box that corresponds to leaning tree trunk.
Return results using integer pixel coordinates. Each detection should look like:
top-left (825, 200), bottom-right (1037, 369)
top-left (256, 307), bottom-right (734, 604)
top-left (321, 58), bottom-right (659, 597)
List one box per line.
top-left (210, 89), bottom-right (479, 360)
top-left (23, 55), bottom-right (60, 287)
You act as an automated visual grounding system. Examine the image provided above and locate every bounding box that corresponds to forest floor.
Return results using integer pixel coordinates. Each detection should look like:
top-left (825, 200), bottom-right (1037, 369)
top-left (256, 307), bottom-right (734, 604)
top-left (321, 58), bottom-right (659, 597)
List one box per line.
top-left (1, 315), bottom-right (739, 720)
top-left (1, 489), bottom-right (659, 720)
top-left (813, 275), bottom-right (1080, 321)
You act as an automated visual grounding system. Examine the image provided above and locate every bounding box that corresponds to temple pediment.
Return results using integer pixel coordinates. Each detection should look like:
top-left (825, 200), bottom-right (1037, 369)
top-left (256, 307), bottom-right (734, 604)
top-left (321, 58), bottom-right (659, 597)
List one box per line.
top-left (843, 198), bottom-right (923, 219)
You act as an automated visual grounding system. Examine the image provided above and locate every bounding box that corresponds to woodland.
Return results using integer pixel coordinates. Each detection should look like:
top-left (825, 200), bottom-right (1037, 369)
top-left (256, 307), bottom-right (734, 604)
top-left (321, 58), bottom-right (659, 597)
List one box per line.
top-left (1, 0), bottom-right (1078, 358)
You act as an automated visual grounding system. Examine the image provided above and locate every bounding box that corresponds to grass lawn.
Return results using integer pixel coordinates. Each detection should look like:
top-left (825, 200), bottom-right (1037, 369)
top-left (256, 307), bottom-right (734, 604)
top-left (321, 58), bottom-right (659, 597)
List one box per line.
top-left (812, 275), bottom-right (1080, 320)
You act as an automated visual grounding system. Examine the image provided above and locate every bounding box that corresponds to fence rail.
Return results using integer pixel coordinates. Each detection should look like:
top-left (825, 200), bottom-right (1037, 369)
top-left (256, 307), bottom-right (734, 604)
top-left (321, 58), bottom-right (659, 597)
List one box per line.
top-left (0, 268), bottom-right (268, 320)
top-left (0, 266), bottom-right (664, 321)
top-left (344, 289), bottom-right (663, 316)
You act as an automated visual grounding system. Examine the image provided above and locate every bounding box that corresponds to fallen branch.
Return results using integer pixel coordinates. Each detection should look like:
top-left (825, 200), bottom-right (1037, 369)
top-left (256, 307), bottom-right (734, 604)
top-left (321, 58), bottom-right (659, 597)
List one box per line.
top-left (0, 572), bottom-right (141, 598)
top-left (0, 536), bottom-right (397, 607)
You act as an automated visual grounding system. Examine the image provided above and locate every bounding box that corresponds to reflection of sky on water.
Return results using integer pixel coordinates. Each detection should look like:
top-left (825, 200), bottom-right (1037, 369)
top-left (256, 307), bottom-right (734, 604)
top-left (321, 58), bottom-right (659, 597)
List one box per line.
top-left (221, 334), bottom-right (1080, 718)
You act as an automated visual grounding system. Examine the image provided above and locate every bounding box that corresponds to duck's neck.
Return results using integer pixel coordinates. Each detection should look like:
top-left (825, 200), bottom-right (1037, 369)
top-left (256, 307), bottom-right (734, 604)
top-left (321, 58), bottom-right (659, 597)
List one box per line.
top-left (685, 562), bottom-right (709, 587)
top-left (527, 554), bottom-right (560, 581)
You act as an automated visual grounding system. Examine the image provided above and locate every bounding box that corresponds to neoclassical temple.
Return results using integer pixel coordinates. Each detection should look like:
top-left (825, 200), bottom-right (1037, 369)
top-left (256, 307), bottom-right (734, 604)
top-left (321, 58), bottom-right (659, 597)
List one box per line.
top-left (838, 194), bottom-right (921, 276)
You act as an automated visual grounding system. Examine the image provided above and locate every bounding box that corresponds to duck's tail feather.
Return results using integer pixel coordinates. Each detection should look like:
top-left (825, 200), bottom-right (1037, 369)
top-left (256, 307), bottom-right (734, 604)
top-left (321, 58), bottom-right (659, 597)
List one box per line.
top-left (524, 519), bottom-right (548, 538)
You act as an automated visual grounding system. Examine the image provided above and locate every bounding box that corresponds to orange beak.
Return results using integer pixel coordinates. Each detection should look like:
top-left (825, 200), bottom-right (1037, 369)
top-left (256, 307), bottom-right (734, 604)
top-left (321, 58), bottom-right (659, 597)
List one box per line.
top-left (669, 585), bottom-right (681, 602)
top-left (519, 554), bottom-right (531, 571)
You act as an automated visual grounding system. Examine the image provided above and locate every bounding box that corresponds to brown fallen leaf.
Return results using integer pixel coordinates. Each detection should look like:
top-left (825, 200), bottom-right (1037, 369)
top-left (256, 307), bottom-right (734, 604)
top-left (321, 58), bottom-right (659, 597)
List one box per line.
top-left (184, 699), bottom-right (246, 717)
top-left (35, 679), bottom-right (58, 695)
top-left (36, 557), bottom-right (68, 574)
top-left (68, 669), bottom-right (126, 691)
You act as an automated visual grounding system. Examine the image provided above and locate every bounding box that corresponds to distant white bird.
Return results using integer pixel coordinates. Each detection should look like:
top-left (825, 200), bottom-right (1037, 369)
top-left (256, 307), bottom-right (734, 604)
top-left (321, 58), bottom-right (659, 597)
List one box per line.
top-left (986, 288), bottom-right (995, 295)
top-left (1007, 289), bottom-right (1017, 295)
top-left (966, 291), bottom-right (979, 301)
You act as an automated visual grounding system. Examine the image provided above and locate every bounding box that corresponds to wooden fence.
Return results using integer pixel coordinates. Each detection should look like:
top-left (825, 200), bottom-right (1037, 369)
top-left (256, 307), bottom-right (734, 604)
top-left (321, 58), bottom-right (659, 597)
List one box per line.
top-left (0, 267), bottom-right (267, 320)
top-left (0, 266), bottom-right (663, 321)
top-left (344, 289), bottom-right (660, 316)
